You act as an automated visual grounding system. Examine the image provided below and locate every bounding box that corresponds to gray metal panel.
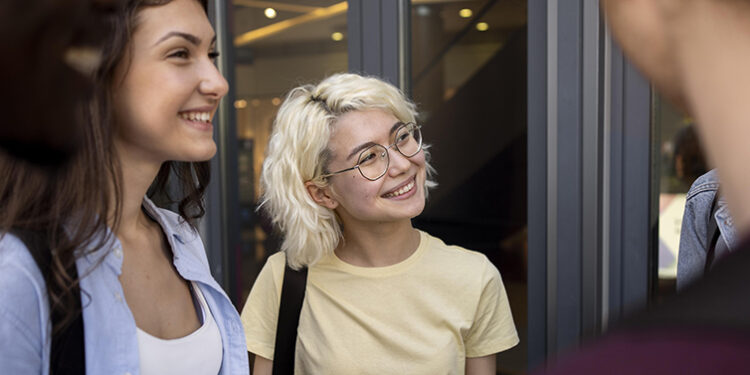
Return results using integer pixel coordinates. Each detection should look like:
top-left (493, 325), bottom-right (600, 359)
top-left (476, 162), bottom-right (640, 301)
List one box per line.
top-left (607, 43), bottom-right (625, 322)
top-left (527, 0), bottom-right (548, 367)
top-left (362, 0), bottom-right (382, 75)
top-left (621, 60), bottom-right (652, 314)
top-left (555, 0), bottom-right (582, 352)
top-left (606, 42), bottom-right (652, 320)
top-left (380, 2), bottom-right (398, 86)
top-left (347, 0), bottom-right (363, 72)
top-left (397, 0), bottom-right (410, 94)
top-left (545, 0), bottom-right (558, 358)
top-left (580, 0), bottom-right (601, 338)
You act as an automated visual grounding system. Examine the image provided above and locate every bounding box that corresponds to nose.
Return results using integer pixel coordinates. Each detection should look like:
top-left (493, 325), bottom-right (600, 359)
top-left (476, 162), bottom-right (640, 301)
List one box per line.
top-left (386, 147), bottom-right (411, 177)
top-left (199, 61), bottom-right (229, 100)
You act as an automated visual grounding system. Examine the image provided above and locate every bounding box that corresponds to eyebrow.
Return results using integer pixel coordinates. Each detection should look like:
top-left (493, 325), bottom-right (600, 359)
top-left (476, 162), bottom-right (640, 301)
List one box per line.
top-left (153, 31), bottom-right (217, 47)
top-left (346, 121), bottom-right (405, 161)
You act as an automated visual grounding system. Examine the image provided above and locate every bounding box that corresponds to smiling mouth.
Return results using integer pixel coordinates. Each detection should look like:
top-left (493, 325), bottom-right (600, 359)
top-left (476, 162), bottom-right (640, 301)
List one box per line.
top-left (382, 176), bottom-right (416, 198)
top-left (179, 111), bottom-right (212, 123)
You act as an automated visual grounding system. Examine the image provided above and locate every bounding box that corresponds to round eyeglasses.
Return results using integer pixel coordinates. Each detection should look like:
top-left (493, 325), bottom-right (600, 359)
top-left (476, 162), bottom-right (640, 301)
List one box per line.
top-left (319, 122), bottom-right (423, 181)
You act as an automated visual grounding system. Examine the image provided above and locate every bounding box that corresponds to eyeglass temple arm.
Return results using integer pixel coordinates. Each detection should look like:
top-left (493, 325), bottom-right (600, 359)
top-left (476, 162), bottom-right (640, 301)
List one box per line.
top-left (319, 165), bottom-right (360, 179)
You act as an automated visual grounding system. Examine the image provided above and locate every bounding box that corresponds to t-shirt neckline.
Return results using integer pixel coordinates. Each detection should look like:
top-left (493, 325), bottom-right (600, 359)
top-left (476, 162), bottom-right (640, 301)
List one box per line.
top-left (326, 230), bottom-right (429, 277)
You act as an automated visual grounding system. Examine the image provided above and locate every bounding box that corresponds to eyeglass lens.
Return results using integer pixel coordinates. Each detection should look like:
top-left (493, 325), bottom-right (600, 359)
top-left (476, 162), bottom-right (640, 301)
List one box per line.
top-left (357, 123), bottom-right (422, 180)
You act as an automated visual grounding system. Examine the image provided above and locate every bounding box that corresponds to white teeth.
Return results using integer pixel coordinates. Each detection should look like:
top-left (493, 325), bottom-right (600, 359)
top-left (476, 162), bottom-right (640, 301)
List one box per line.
top-left (180, 112), bottom-right (211, 123)
top-left (384, 179), bottom-right (415, 198)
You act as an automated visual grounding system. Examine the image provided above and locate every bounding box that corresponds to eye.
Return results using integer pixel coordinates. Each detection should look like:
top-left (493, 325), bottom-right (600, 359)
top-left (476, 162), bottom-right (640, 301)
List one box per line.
top-left (359, 150), bottom-right (379, 165)
top-left (168, 48), bottom-right (190, 59)
top-left (208, 50), bottom-right (220, 60)
top-left (396, 129), bottom-right (412, 144)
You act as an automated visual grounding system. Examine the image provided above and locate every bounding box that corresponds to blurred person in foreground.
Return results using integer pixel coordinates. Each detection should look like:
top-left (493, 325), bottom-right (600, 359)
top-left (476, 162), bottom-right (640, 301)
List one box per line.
top-left (541, 1), bottom-right (750, 373)
top-left (0, 0), bottom-right (122, 165)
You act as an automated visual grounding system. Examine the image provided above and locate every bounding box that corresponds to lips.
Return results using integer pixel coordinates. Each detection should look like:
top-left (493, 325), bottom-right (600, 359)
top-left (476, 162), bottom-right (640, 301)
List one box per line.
top-left (382, 176), bottom-right (416, 198)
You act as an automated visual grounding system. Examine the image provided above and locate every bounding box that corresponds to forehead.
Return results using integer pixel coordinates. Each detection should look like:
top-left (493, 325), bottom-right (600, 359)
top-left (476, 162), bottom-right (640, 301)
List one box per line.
top-left (330, 109), bottom-right (399, 142)
top-left (133, 0), bottom-right (213, 45)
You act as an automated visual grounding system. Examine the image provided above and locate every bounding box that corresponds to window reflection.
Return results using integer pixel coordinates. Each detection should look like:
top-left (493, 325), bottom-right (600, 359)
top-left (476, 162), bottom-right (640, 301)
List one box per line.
top-left (654, 93), bottom-right (708, 295)
top-left (232, 0), bottom-right (347, 308)
top-left (410, 0), bottom-right (527, 372)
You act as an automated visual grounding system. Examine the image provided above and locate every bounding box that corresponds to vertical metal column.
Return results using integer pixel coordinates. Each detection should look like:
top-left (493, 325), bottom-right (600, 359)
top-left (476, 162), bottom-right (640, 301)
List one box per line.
top-left (607, 43), bottom-right (653, 320)
top-left (205, 0), bottom-right (241, 302)
top-left (528, 0), bottom-right (652, 369)
top-left (527, 0), bottom-right (548, 368)
top-left (347, 0), bottom-right (410, 91)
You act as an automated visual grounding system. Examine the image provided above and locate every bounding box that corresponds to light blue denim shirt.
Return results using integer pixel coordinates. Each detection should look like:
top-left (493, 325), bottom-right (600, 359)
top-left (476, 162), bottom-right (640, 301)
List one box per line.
top-left (0, 198), bottom-right (248, 375)
top-left (677, 169), bottom-right (738, 290)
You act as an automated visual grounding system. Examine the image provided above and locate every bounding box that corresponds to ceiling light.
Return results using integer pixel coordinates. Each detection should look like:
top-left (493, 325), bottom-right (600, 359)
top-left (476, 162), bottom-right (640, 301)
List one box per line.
top-left (272, 97), bottom-right (282, 106)
top-left (234, 99), bottom-right (248, 109)
top-left (331, 32), bottom-right (344, 42)
top-left (476, 22), bottom-right (489, 32)
top-left (459, 8), bottom-right (472, 18)
top-left (264, 8), bottom-right (277, 19)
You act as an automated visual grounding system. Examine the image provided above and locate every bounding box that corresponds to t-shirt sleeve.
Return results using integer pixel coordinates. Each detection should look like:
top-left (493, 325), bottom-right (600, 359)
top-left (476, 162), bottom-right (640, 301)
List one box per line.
top-left (240, 252), bottom-right (286, 360)
top-left (464, 259), bottom-right (519, 357)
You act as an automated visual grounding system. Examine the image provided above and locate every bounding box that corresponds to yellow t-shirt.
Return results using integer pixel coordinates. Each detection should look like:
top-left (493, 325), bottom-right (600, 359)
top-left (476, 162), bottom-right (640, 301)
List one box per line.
top-left (240, 230), bottom-right (519, 374)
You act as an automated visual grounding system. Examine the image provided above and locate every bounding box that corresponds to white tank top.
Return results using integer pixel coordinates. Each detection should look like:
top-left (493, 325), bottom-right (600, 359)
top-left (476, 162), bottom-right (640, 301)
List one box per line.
top-left (136, 282), bottom-right (223, 375)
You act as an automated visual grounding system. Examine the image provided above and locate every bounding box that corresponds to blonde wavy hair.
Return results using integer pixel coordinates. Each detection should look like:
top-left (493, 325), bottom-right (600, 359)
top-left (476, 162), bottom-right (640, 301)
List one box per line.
top-left (260, 73), bottom-right (437, 269)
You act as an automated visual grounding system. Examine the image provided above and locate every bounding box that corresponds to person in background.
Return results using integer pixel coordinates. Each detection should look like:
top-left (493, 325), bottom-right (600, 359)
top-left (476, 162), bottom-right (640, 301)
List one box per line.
top-left (539, 1), bottom-right (750, 373)
top-left (677, 169), bottom-right (737, 289)
top-left (241, 73), bottom-right (518, 375)
top-left (672, 125), bottom-right (706, 190)
top-left (0, 0), bottom-right (248, 373)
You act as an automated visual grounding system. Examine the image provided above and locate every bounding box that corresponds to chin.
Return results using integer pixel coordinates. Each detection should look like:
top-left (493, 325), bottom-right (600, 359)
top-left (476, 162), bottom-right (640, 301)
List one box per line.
top-left (180, 144), bottom-right (217, 162)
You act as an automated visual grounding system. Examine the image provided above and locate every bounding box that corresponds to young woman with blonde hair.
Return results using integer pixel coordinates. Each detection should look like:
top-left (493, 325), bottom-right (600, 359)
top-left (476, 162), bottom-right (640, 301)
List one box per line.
top-left (241, 73), bottom-right (518, 374)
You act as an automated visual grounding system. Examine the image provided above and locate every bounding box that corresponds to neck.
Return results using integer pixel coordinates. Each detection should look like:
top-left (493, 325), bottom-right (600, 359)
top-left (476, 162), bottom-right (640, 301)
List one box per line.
top-left (335, 219), bottom-right (420, 267)
top-left (671, 1), bottom-right (750, 235)
top-left (112, 144), bottom-right (163, 239)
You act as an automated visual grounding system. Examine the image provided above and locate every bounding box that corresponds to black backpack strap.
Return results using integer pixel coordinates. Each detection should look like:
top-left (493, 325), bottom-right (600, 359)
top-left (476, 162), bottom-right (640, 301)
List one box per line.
top-left (704, 192), bottom-right (722, 275)
top-left (272, 262), bottom-right (308, 375)
top-left (11, 229), bottom-right (85, 375)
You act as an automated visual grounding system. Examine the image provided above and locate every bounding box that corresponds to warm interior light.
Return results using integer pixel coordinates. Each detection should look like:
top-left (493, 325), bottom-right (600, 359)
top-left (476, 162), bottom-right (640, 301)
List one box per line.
top-left (272, 97), bottom-right (281, 106)
top-left (331, 32), bottom-right (344, 41)
top-left (459, 8), bottom-right (472, 18)
top-left (476, 22), bottom-right (489, 31)
top-left (235, 2), bottom-right (348, 46)
top-left (264, 8), bottom-right (277, 19)
top-left (234, 99), bottom-right (248, 109)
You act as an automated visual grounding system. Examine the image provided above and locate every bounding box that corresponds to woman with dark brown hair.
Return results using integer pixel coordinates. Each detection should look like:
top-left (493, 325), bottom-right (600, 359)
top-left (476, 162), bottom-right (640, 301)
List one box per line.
top-left (0, 0), bottom-right (248, 373)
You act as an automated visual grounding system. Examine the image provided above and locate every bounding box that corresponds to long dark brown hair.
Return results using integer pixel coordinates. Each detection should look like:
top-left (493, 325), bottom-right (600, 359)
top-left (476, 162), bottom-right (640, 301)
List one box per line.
top-left (0, 0), bottom-right (210, 333)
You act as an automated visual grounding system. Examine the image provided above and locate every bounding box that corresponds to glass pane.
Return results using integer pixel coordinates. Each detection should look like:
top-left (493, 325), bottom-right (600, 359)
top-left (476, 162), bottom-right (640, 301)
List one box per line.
top-left (411, 0), bottom-right (527, 372)
top-left (232, 0), bottom-right (347, 307)
top-left (653, 92), bottom-right (709, 298)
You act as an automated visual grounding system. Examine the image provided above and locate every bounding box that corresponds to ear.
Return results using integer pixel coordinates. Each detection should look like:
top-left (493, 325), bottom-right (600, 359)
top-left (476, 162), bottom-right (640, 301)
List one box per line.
top-left (305, 180), bottom-right (339, 210)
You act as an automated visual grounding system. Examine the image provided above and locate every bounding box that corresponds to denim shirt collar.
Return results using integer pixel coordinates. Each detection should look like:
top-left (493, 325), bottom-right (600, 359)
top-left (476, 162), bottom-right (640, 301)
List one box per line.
top-left (78, 197), bottom-right (214, 286)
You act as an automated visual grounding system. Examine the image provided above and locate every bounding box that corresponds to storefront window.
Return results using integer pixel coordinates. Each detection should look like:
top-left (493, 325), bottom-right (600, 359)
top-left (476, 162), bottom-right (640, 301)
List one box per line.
top-left (232, 0), bottom-right (348, 307)
top-left (654, 93), bottom-right (709, 295)
top-left (411, 0), bottom-right (527, 372)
